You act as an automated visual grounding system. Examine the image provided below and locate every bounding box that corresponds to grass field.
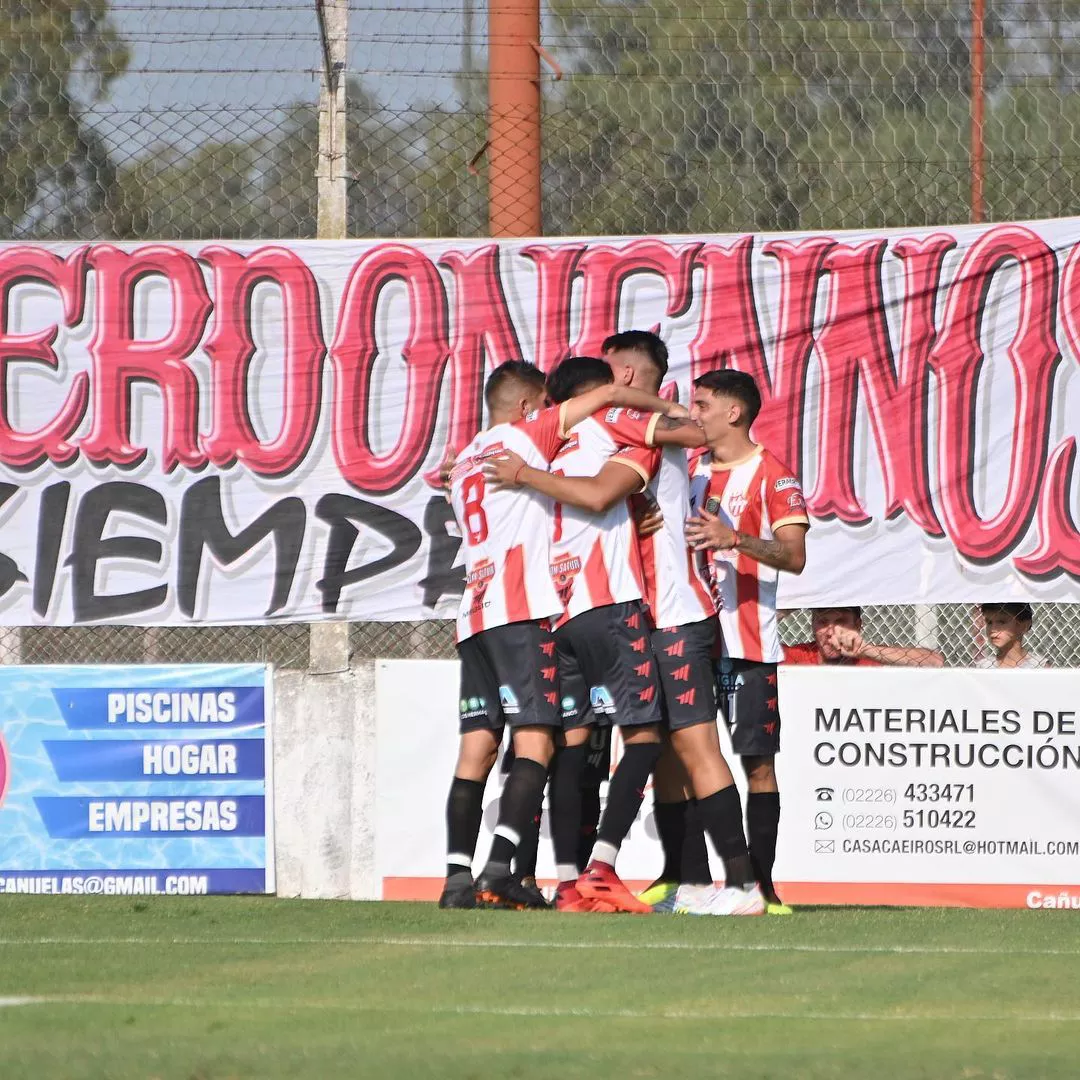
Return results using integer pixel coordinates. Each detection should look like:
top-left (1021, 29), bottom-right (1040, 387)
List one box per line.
top-left (1, 898), bottom-right (1078, 1078)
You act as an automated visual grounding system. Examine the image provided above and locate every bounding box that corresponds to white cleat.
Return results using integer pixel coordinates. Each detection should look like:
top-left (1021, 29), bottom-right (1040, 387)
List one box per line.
top-left (671, 884), bottom-right (720, 915)
top-left (705, 883), bottom-right (766, 916)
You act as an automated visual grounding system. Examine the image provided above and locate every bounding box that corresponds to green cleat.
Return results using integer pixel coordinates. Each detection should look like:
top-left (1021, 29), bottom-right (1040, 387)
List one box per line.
top-left (637, 879), bottom-right (679, 912)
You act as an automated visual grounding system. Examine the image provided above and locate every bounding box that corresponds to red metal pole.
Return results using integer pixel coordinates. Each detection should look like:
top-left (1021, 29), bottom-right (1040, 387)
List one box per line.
top-left (970, 0), bottom-right (986, 224)
top-left (488, 0), bottom-right (542, 237)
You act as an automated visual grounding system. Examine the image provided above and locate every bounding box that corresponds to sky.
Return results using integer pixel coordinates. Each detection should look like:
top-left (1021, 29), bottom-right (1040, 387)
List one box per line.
top-left (97, 0), bottom-right (481, 157)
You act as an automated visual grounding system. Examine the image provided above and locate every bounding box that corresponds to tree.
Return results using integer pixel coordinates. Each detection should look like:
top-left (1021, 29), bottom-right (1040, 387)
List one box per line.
top-left (539, 0), bottom-right (1065, 234)
top-left (0, 1), bottom-right (129, 238)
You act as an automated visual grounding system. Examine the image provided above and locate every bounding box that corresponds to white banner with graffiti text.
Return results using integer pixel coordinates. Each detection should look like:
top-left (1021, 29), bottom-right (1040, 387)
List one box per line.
top-left (0, 222), bottom-right (1078, 626)
top-left (376, 660), bottom-right (1080, 909)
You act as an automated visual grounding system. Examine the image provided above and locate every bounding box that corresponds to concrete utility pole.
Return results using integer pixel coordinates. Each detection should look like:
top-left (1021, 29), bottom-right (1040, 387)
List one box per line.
top-left (316, 0), bottom-right (348, 240)
top-left (312, 0), bottom-right (350, 672)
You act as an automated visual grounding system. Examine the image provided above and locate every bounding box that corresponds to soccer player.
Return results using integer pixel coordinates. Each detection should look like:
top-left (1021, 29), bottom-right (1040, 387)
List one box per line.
top-left (488, 355), bottom-right (741, 913)
top-left (441, 360), bottom-right (682, 910)
top-left (685, 369), bottom-right (808, 916)
top-left (497, 333), bottom-right (759, 914)
top-left (784, 607), bottom-right (944, 667)
top-left (600, 331), bottom-right (763, 915)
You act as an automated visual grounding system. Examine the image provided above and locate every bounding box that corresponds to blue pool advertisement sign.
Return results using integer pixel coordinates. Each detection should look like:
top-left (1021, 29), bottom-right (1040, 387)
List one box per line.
top-left (0, 664), bottom-right (273, 895)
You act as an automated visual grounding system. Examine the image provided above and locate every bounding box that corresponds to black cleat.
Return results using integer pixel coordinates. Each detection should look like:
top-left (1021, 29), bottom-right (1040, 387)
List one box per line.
top-left (474, 871), bottom-right (543, 911)
top-left (512, 875), bottom-right (552, 910)
top-left (438, 877), bottom-right (477, 909)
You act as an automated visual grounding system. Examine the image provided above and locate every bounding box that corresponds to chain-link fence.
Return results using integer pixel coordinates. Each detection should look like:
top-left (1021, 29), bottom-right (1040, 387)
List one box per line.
top-left (2, 2), bottom-right (1079, 666)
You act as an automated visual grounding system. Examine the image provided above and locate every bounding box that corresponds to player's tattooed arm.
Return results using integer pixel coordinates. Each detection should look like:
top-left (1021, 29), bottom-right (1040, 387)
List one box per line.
top-left (650, 412), bottom-right (706, 449)
top-left (485, 450), bottom-right (643, 513)
top-left (685, 514), bottom-right (807, 574)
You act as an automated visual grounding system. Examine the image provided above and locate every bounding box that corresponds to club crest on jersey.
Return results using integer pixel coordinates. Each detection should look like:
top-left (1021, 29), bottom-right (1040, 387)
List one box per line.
top-left (498, 685), bottom-right (520, 714)
top-left (467, 560), bottom-right (495, 615)
top-left (727, 493), bottom-right (748, 516)
top-left (589, 686), bottom-right (616, 715)
top-left (549, 554), bottom-right (582, 606)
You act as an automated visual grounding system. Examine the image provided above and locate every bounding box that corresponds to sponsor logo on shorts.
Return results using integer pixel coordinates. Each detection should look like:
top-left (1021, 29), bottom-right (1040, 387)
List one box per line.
top-left (460, 697), bottom-right (487, 720)
top-left (590, 686), bottom-right (615, 715)
top-left (498, 686), bottom-right (520, 715)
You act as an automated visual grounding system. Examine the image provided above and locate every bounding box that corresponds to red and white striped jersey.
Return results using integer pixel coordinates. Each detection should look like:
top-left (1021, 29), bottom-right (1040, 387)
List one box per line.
top-left (548, 409), bottom-right (653, 627)
top-left (449, 406), bottom-right (567, 643)
top-left (691, 445), bottom-right (809, 663)
top-left (591, 409), bottom-right (713, 629)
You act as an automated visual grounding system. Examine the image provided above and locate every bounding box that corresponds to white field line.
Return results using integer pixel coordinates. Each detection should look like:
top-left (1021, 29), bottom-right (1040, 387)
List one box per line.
top-left (0, 936), bottom-right (1079, 957)
top-left (3, 996), bottom-right (1080, 1024)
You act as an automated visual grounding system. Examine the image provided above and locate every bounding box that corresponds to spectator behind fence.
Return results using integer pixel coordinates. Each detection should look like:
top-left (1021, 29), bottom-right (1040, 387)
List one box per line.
top-left (784, 607), bottom-right (945, 667)
top-left (975, 603), bottom-right (1048, 669)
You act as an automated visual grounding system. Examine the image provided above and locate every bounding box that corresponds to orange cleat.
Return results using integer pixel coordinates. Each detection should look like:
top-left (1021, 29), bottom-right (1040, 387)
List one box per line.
top-left (554, 882), bottom-right (615, 913)
top-left (576, 862), bottom-right (653, 914)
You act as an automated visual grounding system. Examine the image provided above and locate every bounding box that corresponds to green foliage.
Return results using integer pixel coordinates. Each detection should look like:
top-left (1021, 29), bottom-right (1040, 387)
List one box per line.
top-left (0, 0), bottom-right (129, 237)
top-left (543, 0), bottom-right (1080, 233)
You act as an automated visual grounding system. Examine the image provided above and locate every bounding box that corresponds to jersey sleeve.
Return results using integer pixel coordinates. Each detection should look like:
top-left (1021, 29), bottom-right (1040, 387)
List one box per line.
top-left (782, 642), bottom-right (821, 665)
top-left (513, 405), bottom-right (567, 463)
top-left (592, 406), bottom-right (662, 449)
top-left (764, 457), bottom-right (810, 530)
top-left (607, 444), bottom-right (660, 492)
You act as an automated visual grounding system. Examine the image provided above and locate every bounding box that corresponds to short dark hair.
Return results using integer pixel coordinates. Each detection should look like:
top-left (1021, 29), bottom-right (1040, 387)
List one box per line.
top-left (693, 369), bottom-right (762, 426)
top-left (813, 606), bottom-right (863, 620)
top-left (602, 330), bottom-right (669, 380)
top-left (484, 360), bottom-right (546, 410)
top-left (980, 602), bottom-right (1034, 623)
top-left (545, 355), bottom-right (613, 403)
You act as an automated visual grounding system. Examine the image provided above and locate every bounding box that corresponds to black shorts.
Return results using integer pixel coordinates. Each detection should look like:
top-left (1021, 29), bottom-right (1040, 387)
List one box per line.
top-left (651, 618), bottom-right (718, 731)
top-left (554, 600), bottom-right (663, 729)
top-left (714, 657), bottom-right (780, 756)
top-left (457, 621), bottom-right (561, 734)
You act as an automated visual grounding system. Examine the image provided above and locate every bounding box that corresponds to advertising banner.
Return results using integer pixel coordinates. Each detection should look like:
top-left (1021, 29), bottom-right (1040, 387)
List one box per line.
top-left (375, 660), bottom-right (1080, 909)
top-left (0, 223), bottom-right (1078, 627)
top-left (779, 666), bottom-right (1080, 908)
top-left (0, 663), bottom-right (273, 895)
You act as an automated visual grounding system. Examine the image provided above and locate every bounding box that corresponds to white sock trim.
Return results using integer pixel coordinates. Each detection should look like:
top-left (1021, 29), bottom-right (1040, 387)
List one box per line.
top-left (590, 840), bottom-right (619, 867)
top-left (447, 853), bottom-right (473, 869)
top-left (556, 864), bottom-right (578, 884)
top-left (493, 825), bottom-right (520, 846)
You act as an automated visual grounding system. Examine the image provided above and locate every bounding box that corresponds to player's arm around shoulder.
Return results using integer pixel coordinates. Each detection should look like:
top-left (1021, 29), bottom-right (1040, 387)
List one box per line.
top-left (484, 451), bottom-right (646, 514)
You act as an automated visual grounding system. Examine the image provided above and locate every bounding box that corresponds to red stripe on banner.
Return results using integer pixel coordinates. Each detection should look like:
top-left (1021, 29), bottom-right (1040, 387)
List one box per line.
top-left (735, 466), bottom-right (765, 660)
top-left (382, 877), bottom-right (1080, 909)
top-left (584, 537), bottom-right (615, 608)
top-left (503, 544), bottom-right (529, 623)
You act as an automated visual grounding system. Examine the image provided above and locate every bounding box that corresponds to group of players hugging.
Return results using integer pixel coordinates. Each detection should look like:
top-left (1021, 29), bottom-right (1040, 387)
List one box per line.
top-left (440, 331), bottom-right (809, 916)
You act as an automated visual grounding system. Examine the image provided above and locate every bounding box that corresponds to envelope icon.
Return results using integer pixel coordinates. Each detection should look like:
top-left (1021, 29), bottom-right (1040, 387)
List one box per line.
top-left (814, 839), bottom-right (835, 854)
